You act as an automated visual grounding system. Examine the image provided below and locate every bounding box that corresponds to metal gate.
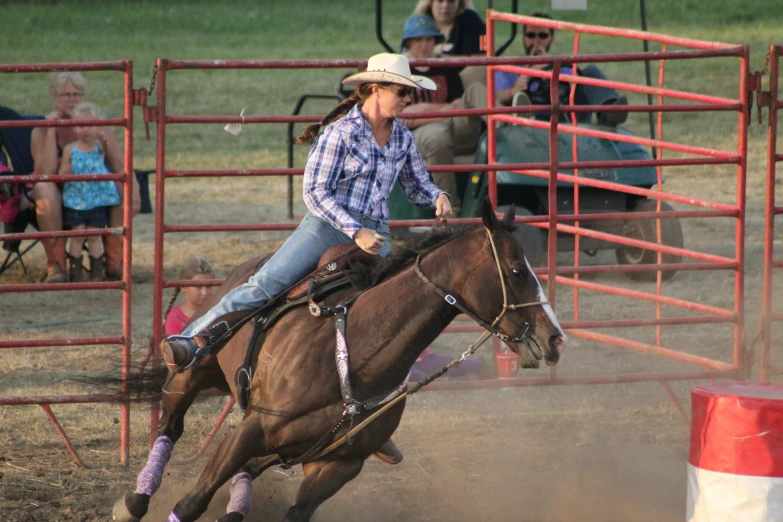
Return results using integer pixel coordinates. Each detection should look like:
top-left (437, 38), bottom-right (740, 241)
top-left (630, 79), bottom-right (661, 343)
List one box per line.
top-left (462, 13), bottom-right (751, 416)
top-left (0, 61), bottom-right (136, 466)
top-left (760, 45), bottom-right (781, 382)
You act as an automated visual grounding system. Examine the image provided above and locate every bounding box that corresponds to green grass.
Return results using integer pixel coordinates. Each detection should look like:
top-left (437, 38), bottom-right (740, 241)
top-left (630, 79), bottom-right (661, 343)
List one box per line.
top-left (3, 0), bottom-right (779, 170)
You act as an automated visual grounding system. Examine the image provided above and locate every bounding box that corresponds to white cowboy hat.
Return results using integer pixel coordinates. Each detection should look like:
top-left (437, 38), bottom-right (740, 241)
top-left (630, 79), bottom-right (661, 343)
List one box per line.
top-left (342, 53), bottom-right (436, 91)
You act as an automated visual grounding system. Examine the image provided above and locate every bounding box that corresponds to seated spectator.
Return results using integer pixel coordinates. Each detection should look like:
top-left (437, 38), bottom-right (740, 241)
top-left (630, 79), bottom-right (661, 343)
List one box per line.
top-left (58, 103), bottom-right (120, 282)
top-left (413, 0), bottom-right (485, 57)
top-left (30, 72), bottom-right (140, 283)
top-left (494, 12), bottom-right (628, 125)
top-left (413, 0), bottom-right (486, 87)
top-left (164, 257), bottom-right (215, 336)
top-left (400, 13), bottom-right (489, 214)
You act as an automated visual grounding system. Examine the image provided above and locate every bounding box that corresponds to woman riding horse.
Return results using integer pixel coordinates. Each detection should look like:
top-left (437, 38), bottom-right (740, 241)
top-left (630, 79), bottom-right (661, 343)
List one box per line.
top-left (113, 53), bottom-right (566, 522)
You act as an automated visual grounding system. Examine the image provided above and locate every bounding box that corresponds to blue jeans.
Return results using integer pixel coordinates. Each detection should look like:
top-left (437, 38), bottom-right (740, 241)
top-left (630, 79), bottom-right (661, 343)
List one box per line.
top-left (579, 65), bottom-right (621, 123)
top-left (183, 211), bottom-right (391, 336)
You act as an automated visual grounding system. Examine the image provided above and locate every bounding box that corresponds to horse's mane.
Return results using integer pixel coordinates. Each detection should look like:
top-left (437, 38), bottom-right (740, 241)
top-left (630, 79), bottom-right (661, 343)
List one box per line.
top-left (345, 220), bottom-right (516, 291)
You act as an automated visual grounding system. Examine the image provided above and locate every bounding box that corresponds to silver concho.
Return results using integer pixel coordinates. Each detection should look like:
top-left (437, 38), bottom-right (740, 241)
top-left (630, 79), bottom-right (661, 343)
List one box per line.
top-left (327, 262), bottom-right (337, 271)
top-left (309, 303), bottom-right (322, 317)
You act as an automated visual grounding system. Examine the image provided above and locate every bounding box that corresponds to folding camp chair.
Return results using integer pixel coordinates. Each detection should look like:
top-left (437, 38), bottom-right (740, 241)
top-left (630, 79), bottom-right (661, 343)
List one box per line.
top-left (0, 105), bottom-right (41, 277)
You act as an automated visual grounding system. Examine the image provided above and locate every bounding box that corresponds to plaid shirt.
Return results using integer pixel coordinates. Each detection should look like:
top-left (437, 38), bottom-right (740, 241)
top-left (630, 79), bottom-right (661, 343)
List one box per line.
top-left (303, 104), bottom-right (444, 237)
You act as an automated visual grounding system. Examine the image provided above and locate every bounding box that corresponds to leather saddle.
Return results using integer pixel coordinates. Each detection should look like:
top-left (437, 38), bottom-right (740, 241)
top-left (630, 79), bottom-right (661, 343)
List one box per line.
top-left (285, 243), bottom-right (373, 301)
top-left (235, 244), bottom-right (376, 409)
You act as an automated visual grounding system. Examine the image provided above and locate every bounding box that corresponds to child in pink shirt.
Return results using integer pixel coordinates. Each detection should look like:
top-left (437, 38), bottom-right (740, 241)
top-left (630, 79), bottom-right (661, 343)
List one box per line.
top-left (164, 257), bottom-right (215, 336)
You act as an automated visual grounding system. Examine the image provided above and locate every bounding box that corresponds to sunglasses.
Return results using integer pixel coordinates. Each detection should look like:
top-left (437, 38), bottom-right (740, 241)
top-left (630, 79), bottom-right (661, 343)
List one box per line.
top-left (379, 84), bottom-right (415, 98)
top-left (56, 91), bottom-right (84, 99)
top-left (524, 31), bottom-right (552, 40)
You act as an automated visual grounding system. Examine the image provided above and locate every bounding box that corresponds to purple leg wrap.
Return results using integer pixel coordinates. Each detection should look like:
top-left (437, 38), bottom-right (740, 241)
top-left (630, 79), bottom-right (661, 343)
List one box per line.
top-left (134, 435), bottom-right (174, 496)
top-left (166, 513), bottom-right (182, 522)
top-left (226, 471), bottom-right (253, 518)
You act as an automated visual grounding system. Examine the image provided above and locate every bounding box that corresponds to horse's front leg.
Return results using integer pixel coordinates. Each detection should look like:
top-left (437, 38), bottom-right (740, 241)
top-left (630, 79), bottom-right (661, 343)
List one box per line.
top-left (215, 455), bottom-right (280, 522)
top-left (167, 416), bottom-right (266, 522)
top-left (113, 365), bottom-right (223, 522)
top-left (282, 458), bottom-right (365, 522)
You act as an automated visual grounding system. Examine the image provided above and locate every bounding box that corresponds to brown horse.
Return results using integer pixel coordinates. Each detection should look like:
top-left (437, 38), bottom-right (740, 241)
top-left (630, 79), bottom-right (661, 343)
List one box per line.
top-left (112, 200), bottom-right (566, 522)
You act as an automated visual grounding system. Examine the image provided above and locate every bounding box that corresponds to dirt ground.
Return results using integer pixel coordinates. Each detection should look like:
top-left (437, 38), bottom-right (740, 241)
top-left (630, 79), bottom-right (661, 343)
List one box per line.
top-left (0, 385), bottom-right (689, 522)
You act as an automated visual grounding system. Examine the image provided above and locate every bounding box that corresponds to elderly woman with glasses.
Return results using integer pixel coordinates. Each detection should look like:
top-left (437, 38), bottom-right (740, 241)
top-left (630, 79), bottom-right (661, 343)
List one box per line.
top-left (29, 72), bottom-right (140, 283)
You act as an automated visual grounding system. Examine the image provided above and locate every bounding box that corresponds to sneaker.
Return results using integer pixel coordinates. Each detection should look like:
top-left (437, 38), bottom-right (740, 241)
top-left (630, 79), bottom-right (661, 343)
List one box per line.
top-left (596, 96), bottom-right (628, 126)
top-left (511, 92), bottom-right (532, 119)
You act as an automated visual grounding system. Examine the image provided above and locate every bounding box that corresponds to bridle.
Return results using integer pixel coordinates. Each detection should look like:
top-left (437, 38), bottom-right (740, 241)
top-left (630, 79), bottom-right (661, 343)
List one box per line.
top-left (414, 227), bottom-right (549, 345)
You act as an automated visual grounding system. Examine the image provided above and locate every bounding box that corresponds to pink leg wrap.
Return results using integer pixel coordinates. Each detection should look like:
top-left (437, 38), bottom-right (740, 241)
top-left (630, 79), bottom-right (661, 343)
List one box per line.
top-left (225, 471), bottom-right (253, 518)
top-left (134, 435), bottom-right (173, 496)
top-left (166, 513), bottom-right (182, 522)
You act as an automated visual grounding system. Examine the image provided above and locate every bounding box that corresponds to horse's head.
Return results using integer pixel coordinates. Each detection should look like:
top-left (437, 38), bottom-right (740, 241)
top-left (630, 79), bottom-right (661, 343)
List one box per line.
top-left (466, 199), bottom-right (567, 368)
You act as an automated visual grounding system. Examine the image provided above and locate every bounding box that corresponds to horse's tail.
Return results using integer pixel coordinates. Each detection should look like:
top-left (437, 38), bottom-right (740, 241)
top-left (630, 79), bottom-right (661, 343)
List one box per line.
top-left (65, 357), bottom-right (170, 403)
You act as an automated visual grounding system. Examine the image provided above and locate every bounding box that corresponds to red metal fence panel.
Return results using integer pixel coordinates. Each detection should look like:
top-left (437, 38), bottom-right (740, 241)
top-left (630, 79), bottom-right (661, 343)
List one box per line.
top-left (0, 61), bottom-right (135, 466)
top-left (760, 45), bottom-right (781, 382)
top-left (479, 12), bottom-right (750, 395)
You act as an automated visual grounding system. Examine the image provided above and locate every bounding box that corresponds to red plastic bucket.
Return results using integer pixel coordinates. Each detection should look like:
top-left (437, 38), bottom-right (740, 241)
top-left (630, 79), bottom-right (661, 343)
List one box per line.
top-left (495, 352), bottom-right (519, 379)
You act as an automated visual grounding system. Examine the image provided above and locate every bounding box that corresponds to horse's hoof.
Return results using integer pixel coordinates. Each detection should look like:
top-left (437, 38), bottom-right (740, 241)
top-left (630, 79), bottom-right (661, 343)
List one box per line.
top-left (112, 495), bottom-right (142, 522)
top-left (216, 512), bottom-right (244, 522)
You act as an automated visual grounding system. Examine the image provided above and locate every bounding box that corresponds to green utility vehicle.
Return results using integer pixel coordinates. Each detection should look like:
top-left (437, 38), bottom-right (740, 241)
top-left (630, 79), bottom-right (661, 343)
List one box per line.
top-left (388, 123), bottom-right (684, 281)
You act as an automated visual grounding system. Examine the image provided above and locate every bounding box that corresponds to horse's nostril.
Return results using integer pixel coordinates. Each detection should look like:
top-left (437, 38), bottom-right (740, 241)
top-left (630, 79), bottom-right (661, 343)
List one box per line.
top-left (549, 335), bottom-right (565, 353)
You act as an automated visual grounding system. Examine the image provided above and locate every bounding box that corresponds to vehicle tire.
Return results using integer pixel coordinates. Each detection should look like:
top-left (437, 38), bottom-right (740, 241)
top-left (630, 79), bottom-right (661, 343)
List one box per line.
top-left (498, 206), bottom-right (545, 267)
top-left (615, 199), bottom-right (684, 281)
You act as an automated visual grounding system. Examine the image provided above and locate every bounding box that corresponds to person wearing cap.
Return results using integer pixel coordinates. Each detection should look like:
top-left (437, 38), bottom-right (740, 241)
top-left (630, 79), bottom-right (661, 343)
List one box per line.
top-left (161, 52), bottom-right (451, 374)
top-left (399, 13), bottom-right (490, 214)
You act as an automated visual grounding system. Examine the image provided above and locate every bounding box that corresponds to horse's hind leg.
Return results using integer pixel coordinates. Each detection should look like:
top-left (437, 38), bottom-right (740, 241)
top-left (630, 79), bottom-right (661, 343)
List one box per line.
top-left (215, 455), bottom-right (280, 522)
top-left (113, 367), bottom-right (221, 522)
top-left (282, 458), bottom-right (365, 522)
top-left (168, 416), bottom-right (266, 522)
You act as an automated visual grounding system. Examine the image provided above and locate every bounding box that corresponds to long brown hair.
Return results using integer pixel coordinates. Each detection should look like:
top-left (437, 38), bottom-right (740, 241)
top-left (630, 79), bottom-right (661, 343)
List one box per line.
top-left (296, 83), bottom-right (376, 145)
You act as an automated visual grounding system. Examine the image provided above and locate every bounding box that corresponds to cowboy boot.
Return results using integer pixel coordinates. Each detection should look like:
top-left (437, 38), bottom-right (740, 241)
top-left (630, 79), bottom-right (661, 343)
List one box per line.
top-left (43, 238), bottom-right (68, 283)
top-left (160, 310), bottom-right (254, 373)
top-left (89, 254), bottom-right (106, 282)
top-left (104, 234), bottom-right (123, 281)
top-left (375, 439), bottom-right (403, 465)
top-left (67, 252), bottom-right (83, 283)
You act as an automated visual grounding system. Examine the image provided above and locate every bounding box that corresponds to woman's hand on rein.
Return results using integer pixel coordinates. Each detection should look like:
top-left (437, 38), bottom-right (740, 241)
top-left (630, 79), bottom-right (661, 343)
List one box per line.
top-left (354, 227), bottom-right (386, 255)
top-left (435, 193), bottom-right (452, 218)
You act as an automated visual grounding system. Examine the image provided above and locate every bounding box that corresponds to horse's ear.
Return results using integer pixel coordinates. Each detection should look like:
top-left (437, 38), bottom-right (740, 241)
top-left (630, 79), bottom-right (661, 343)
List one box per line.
top-left (481, 197), bottom-right (498, 233)
top-left (501, 204), bottom-right (516, 228)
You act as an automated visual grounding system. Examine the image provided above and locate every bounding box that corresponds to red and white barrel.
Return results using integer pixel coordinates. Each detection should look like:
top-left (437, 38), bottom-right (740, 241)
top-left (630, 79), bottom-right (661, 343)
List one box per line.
top-left (688, 382), bottom-right (783, 521)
